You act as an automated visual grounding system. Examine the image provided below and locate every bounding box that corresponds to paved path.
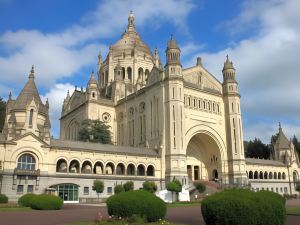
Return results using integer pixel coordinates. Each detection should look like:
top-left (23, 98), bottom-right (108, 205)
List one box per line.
top-left (0, 203), bottom-right (299, 225)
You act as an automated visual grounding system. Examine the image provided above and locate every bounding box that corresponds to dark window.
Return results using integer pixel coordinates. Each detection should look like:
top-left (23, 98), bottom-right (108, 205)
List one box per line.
top-left (84, 187), bottom-right (89, 195)
top-left (29, 109), bottom-right (34, 127)
top-left (17, 185), bottom-right (24, 194)
top-left (107, 187), bottom-right (112, 194)
top-left (27, 185), bottom-right (34, 193)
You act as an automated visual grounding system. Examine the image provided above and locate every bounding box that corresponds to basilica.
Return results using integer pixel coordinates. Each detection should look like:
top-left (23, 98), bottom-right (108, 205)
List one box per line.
top-left (0, 12), bottom-right (299, 203)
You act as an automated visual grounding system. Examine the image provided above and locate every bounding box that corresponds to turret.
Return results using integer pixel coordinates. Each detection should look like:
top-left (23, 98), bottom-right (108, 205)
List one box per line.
top-left (127, 10), bottom-right (135, 32)
top-left (165, 36), bottom-right (182, 78)
top-left (114, 60), bottom-right (123, 81)
top-left (86, 70), bottom-right (99, 100)
top-left (222, 55), bottom-right (247, 185)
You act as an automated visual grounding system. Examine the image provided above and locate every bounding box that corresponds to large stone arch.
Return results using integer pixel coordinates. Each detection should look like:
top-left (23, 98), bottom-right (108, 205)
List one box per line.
top-left (184, 124), bottom-right (228, 182)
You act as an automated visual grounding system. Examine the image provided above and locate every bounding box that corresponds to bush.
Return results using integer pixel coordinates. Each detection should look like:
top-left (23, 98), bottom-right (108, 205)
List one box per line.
top-left (18, 193), bottom-right (36, 207)
top-left (19, 194), bottom-right (63, 210)
top-left (114, 184), bottom-right (125, 194)
top-left (194, 182), bottom-right (206, 193)
top-left (123, 181), bottom-right (134, 191)
top-left (0, 194), bottom-right (8, 203)
top-left (143, 181), bottom-right (157, 193)
top-left (107, 190), bottom-right (166, 222)
top-left (201, 189), bottom-right (286, 225)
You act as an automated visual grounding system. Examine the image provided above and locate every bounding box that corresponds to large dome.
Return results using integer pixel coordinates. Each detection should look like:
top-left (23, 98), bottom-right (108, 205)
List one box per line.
top-left (110, 11), bottom-right (153, 59)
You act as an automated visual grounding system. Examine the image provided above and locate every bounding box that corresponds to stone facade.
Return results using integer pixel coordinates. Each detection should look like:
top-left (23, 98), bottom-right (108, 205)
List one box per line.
top-left (0, 12), bottom-right (299, 203)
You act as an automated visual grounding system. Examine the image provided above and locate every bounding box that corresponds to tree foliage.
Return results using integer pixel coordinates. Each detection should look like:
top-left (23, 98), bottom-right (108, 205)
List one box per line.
top-left (92, 180), bottom-right (104, 199)
top-left (78, 119), bottom-right (112, 144)
top-left (143, 181), bottom-right (158, 193)
top-left (114, 184), bottom-right (125, 194)
top-left (194, 182), bottom-right (206, 194)
top-left (245, 138), bottom-right (271, 159)
top-left (292, 135), bottom-right (300, 157)
top-left (123, 181), bottom-right (134, 191)
top-left (167, 179), bottom-right (182, 202)
top-left (0, 97), bottom-right (6, 132)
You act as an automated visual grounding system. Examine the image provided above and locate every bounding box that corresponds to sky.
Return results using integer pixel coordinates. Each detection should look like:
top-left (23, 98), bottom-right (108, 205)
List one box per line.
top-left (0, 0), bottom-right (300, 143)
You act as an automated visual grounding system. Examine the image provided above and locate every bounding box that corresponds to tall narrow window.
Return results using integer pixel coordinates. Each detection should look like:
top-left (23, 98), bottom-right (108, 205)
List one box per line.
top-left (150, 101), bottom-right (153, 138)
top-left (233, 118), bottom-right (237, 154)
top-left (173, 105), bottom-right (176, 148)
top-left (140, 116), bottom-right (143, 143)
top-left (232, 102), bottom-right (234, 113)
top-left (156, 98), bottom-right (159, 136)
top-left (29, 109), bottom-right (34, 127)
top-left (181, 106), bottom-right (183, 149)
top-left (239, 119), bottom-right (243, 155)
top-left (172, 88), bottom-right (175, 99)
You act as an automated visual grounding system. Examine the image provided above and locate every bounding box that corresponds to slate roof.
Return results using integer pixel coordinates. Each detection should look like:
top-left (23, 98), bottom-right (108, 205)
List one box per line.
top-left (50, 139), bottom-right (159, 157)
top-left (245, 158), bottom-right (285, 166)
top-left (275, 127), bottom-right (290, 149)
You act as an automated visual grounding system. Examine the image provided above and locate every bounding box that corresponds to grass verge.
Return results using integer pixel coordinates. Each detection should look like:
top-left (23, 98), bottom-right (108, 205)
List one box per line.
top-left (286, 207), bottom-right (300, 215)
top-left (67, 220), bottom-right (184, 225)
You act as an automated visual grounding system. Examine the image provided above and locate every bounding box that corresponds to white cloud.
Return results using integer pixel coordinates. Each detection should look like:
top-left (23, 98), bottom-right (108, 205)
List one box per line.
top-left (41, 83), bottom-right (75, 138)
top-left (187, 0), bottom-right (300, 141)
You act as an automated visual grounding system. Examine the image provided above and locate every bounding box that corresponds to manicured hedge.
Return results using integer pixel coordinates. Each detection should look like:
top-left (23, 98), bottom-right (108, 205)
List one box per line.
top-left (18, 194), bottom-right (63, 210)
top-left (114, 184), bottom-right (125, 194)
top-left (106, 190), bottom-right (166, 222)
top-left (18, 193), bottom-right (36, 207)
top-left (142, 181), bottom-right (157, 193)
top-left (123, 181), bottom-right (134, 191)
top-left (201, 189), bottom-right (286, 225)
top-left (0, 194), bottom-right (8, 203)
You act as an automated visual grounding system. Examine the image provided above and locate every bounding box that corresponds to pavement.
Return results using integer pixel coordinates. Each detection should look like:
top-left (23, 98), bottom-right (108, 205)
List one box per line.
top-left (0, 200), bottom-right (299, 225)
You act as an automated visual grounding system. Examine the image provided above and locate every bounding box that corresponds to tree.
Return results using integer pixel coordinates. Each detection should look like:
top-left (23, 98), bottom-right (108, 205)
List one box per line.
top-left (78, 119), bottom-right (112, 144)
top-left (194, 182), bottom-right (206, 194)
top-left (0, 97), bottom-right (6, 132)
top-left (123, 181), bottom-right (134, 191)
top-left (143, 181), bottom-right (157, 193)
top-left (92, 180), bottom-right (104, 200)
top-left (292, 136), bottom-right (300, 158)
top-left (166, 179), bottom-right (182, 202)
top-left (114, 184), bottom-right (125, 194)
top-left (245, 138), bottom-right (271, 159)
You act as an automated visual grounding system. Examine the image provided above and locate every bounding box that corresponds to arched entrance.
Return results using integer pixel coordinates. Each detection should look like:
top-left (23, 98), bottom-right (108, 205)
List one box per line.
top-left (186, 132), bottom-right (222, 182)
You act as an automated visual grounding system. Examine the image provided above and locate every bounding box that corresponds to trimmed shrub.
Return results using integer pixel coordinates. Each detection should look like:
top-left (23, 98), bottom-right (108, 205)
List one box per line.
top-left (107, 190), bottom-right (166, 222)
top-left (30, 194), bottom-right (63, 210)
top-left (194, 182), bottom-right (206, 193)
top-left (123, 181), bottom-right (134, 191)
top-left (143, 181), bottom-right (157, 193)
top-left (0, 194), bottom-right (8, 203)
top-left (18, 193), bottom-right (36, 207)
top-left (114, 184), bottom-right (125, 194)
top-left (19, 194), bottom-right (63, 210)
top-left (201, 189), bottom-right (286, 225)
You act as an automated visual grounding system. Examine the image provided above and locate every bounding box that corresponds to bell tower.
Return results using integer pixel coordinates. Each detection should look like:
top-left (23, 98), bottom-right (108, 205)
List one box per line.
top-left (222, 55), bottom-right (247, 185)
top-left (164, 36), bottom-right (187, 184)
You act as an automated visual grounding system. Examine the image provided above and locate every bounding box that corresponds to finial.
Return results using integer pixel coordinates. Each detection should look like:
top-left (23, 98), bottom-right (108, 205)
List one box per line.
top-left (279, 122), bottom-right (282, 130)
top-left (91, 69), bottom-right (94, 74)
top-left (8, 91), bottom-right (12, 100)
top-left (45, 98), bottom-right (49, 107)
top-left (128, 10), bottom-right (135, 31)
top-left (226, 54), bottom-right (229, 60)
top-left (29, 65), bottom-right (35, 79)
top-left (171, 34), bottom-right (173, 40)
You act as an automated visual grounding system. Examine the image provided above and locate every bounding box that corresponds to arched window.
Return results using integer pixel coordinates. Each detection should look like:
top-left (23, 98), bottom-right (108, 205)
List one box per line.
top-left (278, 172), bottom-right (281, 179)
top-left (127, 67), bottom-right (132, 81)
top-left (17, 154), bottom-right (36, 170)
top-left (69, 160), bottom-right (80, 173)
top-left (29, 109), bottom-right (34, 127)
top-left (116, 163), bottom-right (125, 175)
top-left (137, 164), bottom-right (145, 176)
top-left (81, 161), bottom-right (92, 174)
top-left (254, 171), bottom-right (258, 179)
top-left (282, 172), bottom-right (286, 180)
top-left (269, 172), bottom-right (273, 179)
top-left (56, 159), bottom-right (67, 172)
top-left (105, 162), bottom-right (115, 175)
top-left (259, 171), bottom-right (263, 179)
top-left (127, 164), bottom-right (135, 175)
top-left (249, 171), bottom-right (253, 179)
top-left (274, 172), bottom-right (277, 179)
top-left (147, 165), bottom-right (155, 176)
top-left (264, 171), bottom-right (268, 179)
top-left (93, 161), bottom-right (104, 174)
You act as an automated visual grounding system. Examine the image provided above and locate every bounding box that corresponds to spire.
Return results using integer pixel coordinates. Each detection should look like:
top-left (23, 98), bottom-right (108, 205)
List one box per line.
top-left (167, 35), bottom-right (179, 50)
top-left (45, 98), bottom-right (49, 108)
top-left (98, 52), bottom-right (102, 65)
top-left (222, 54), bottom-right (235, 71)
top-left (127, 10), bottom-right (135, 32)
top-left (29, 65), bottom-right (35, 79)
top-left (8, 91), bottom-right (12, 100)
top-left (88, 69), bottom-right (97, 85)
top-left (279, 122), bottom-right (282, 131)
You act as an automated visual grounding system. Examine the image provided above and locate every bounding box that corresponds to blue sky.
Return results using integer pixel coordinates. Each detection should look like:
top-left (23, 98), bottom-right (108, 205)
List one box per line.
top-left (1, 0), bottom-right (300, 143)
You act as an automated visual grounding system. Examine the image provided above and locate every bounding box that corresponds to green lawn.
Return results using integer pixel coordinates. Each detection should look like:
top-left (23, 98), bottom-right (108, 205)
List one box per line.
top-left (167, 201), bottom-right (201, 208)
top-left (286, 207), bottom-right (300, 215)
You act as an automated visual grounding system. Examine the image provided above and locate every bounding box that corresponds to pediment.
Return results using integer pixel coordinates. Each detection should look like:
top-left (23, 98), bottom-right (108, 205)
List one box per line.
top-left (183, 66), bottom-right (222, 93)
top-left (9, 132), bottom-right (50, 147)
